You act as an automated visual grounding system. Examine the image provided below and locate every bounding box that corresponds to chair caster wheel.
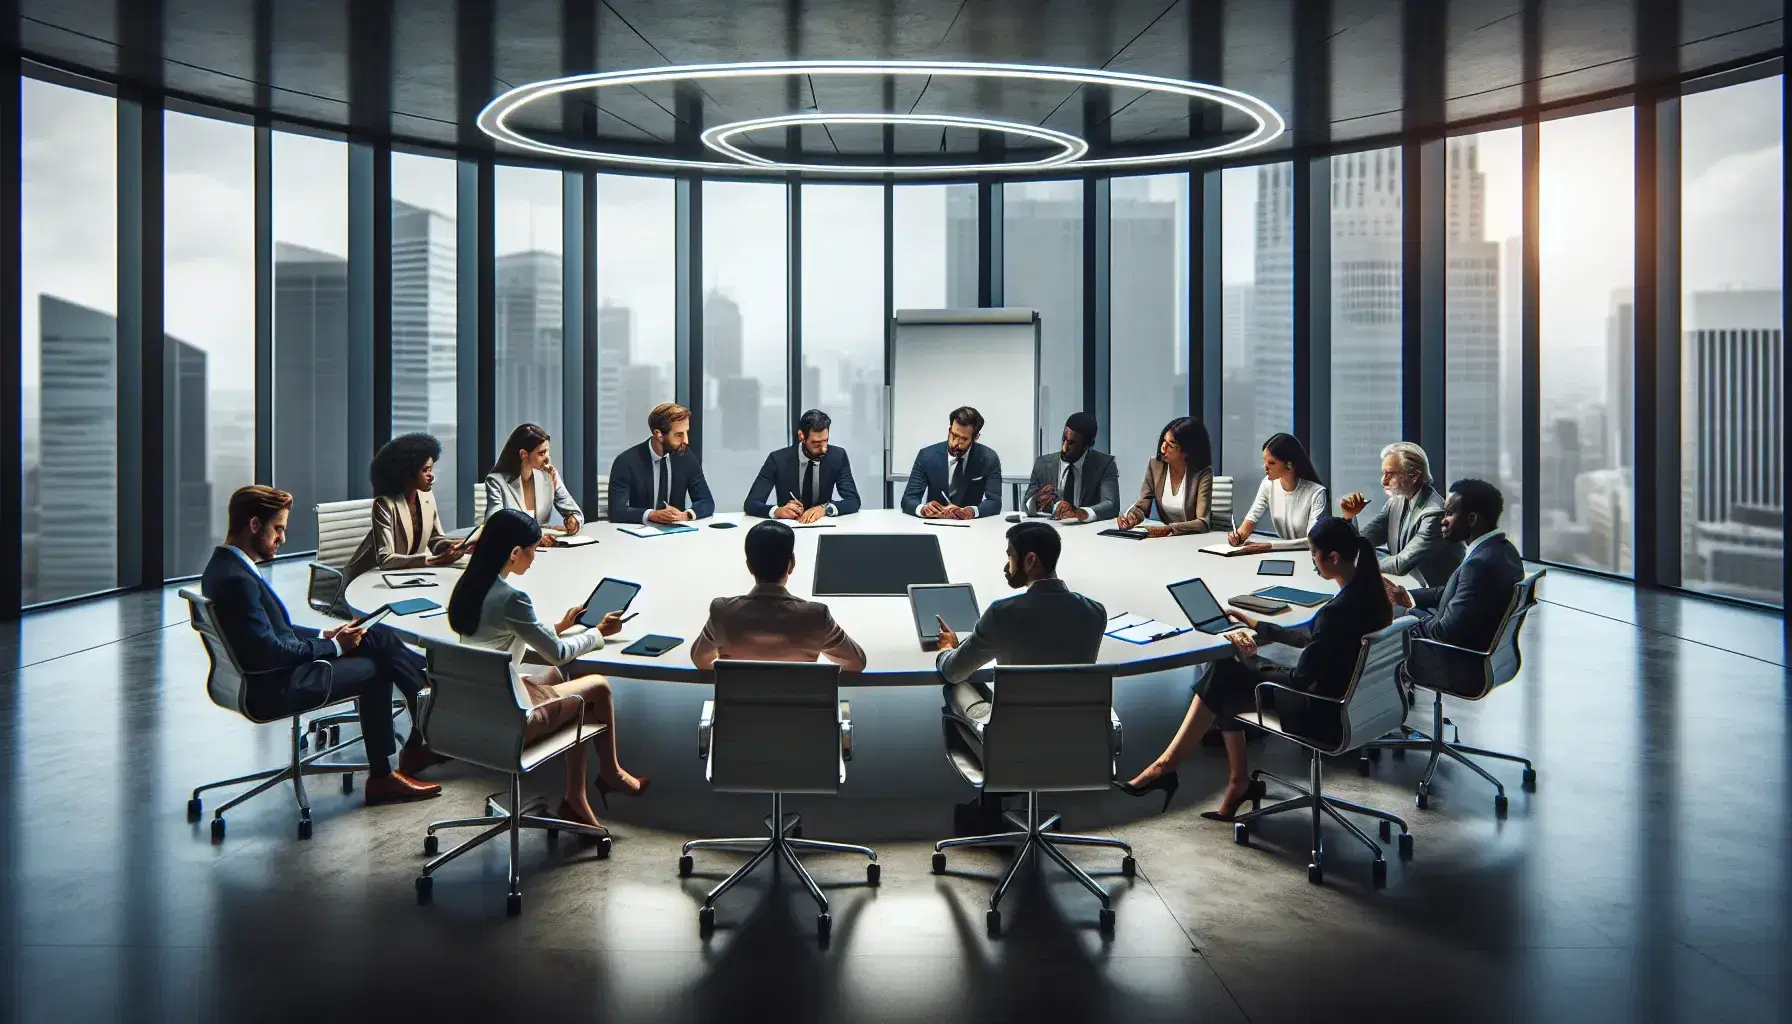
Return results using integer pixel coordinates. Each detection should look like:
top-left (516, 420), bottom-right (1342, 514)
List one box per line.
top-left (816, 912), bottom-right (831, 942)
top-left (1398, 832), bottom-right (1414, 859)
top-left (1357, 757), bottom-right (1371, 777)
top-left (1494, 793), bottom-right (1509, 817)
top-left (596, 837), bottom-right (612, 859)
top-left (1098, 907), bottom-right (1115, 934)
top-left (931, 852), bottom-right (947, 874)
top-left (424, 834), bottom-right (439, 855)
top-left (1372, 859), bottom-right (1387, 888)
top-left (506, 893), bottom-right (522, 917)
top-left (211, 818), bottom-right (226, 843)
top-left (1366, 747), bottom-right (1382, 762)
top-left (698, 906), bottom-right (715, 935)
top-left (1522, 768), bottom-right (1537, 792)
top-left (1378, 820), bottom-right (1392, 841)
top-left (297, 818), bottom-right (313, 840)
top-left (985, 909), bottom-right (1001, 936)
top-left (1120, 856), bottom-right (1136, 879)
top-left (414, 875), bottom-right (433, 903)
top-left (341, 773), bottom-right (354, 794)
top-left (1415, 785), bottom-right (1430, 810)
top-left (1233, 822), bottom-right (1250, 845)
top-left (1307, 862), bottom-right (1323, 885)
top-left (187, 798), bottom-right (202, 822)
top-left (678, 855), bottom-right (693, 877)
top-left (866, 862), bottom-right (880, 886)
top-left (1391, 748), bottom-right (1406, 761)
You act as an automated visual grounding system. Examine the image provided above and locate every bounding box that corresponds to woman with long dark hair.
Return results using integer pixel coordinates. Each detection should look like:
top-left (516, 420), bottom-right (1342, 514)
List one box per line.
top-left (485, 423), bottom-right (583, 542)
top-left (448, 509), bottom-right (648, 834)
top-left (1118, 517), bottom-right (1393, 818)
top-left (1228, 432), bottom-right (1330, 551)
top-left (342, 432), bottom-right (465, 583)
top-left (1115, 417), bottom-right (1216, 537)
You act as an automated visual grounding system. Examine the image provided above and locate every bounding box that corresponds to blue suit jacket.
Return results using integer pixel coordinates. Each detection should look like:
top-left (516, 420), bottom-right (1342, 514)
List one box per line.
top-left (200, 546), bottom-right (334, 687)
top-left (744, 445), bottom-right (861, 517)
top-left (901, 442), bottom-right (1003, 518)
top-left (607, 440), bottom-right (716, 523)
top-left (1405, 533), bottom-right (1525, 694)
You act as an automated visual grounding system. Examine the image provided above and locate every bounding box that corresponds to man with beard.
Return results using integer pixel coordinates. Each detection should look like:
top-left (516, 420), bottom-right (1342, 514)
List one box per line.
top-left (607, 402), bottom-right (716, 524)
top-left (1021, 412), bottom-right (1120, 523)
top-left (1386, 478), bottom-right (1526, 689)
top-left (1338, 441), bottom-right (1463, 587)
top-left (744, 408), bottom-right (862, 520)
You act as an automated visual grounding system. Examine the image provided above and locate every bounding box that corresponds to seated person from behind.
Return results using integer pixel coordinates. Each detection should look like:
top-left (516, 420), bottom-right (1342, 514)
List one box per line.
top-left (1115, 416), bottom-right (1216, 537)
top-left (202, 485), bottom-right (442, 805)
top-left (1227, 432), bottom-right (1330, 552)
top-left (342, 432), bottom-right (465, 583)
top-left (935, 521), bottom-right (1108, 758)
top-left (1021, 411), bottom-right (1120, 523)
top-left (608, 402), bottom-right (716, 524)
top-left (448, 508), bottom-right (649, 833)
top-left (690, 520), bottom-right (867, 671)
top-left (1385, 478), bottom-right (1524, 684)
top-left (901, 406), bottom-right (1004, 520)
top-left (1338, 441), bottom-right (1463, 587)
top-left (744, 408), bottom-right (862, 522)
top-left (485, 422), bottom-right (583, 543)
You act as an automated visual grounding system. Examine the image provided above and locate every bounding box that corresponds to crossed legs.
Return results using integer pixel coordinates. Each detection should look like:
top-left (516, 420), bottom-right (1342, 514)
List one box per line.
top-left (521, 667), bottom-right (643, 829)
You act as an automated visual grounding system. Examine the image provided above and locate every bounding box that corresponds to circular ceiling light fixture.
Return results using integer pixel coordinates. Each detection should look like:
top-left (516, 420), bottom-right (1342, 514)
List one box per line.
top-left (478, 60), bottom-right (1285, 176)
top-left (700, 112), bottom-right (1088, 175)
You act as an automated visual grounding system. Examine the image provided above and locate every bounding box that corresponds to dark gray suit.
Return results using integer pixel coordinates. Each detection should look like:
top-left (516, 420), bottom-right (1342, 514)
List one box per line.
top-left (1021, 450), bottom-right (1120, 521)
top-left (1406, 532), bottom-right (1524, 693)
top-left (1359, 483), bottom-right (1463, 587)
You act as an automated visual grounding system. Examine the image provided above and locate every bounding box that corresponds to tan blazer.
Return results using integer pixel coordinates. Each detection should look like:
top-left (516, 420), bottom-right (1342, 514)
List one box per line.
top-left (1123, 461), bottom-right (1214, 535)
top-left (691, 584), bottom-right (866, 670)
top-left (342, 490), bottom-right (453, 582)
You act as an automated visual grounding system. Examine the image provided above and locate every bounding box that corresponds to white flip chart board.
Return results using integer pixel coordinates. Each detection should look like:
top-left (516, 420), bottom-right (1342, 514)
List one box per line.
top-left (888, 308), bottom-right (1040, 482)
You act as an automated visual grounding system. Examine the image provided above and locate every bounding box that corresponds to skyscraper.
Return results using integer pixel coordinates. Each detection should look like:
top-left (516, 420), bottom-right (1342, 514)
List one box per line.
top-left (1001, 186), bottom-right (1084, 445)
top-left (1252, 163), bottom-right (1294, 457)
top-left (705, 291), bottom-right (744, 379)
top-left (1606, 289), bottom-right (1635, 470)
top-left (703, 290), bottom-right (761, 452)
top-left (495, 251), bottom-right (564, 453)
top-left (1110, 191), bottom-right (1181, 458)
top-left (36, 296), bottom-right (119, 601)
top-left (1444, 139), bottom-right (1502, 488)
top-left (1325, 147), bottom-right (1405, 502)
top-left (391, 200), bottom-right (459, 526)
top-left (273, 241), bottom-right (350, 553)
top-left (946, 186), bottom-right (979, 308)
top-left (596, 304), bottom-right (633, 471)
top-left (164, 335), bottom-right (213, 579)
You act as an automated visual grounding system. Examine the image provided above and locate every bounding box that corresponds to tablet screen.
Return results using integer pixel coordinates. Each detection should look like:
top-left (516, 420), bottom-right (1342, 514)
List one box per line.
top-left (1257, 559), bottom-right (1296, 576)
top-left (1166, 578), bottom-right (1233, 633)
top-left (1253, 585), bottom-right (1333, 607)
top-left (577, 578), bottom-right (641, 628)
top-left (909, 584), bottom-right (981, 641)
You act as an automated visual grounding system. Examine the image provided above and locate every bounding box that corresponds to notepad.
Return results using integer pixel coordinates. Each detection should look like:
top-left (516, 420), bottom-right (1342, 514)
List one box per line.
top-left (1103, 613), bottom-right (1192, 645)
top-left (619, 523), bottom-right (699, 538)
top-left (1199, 538), bottom-right (1310, 556)
top-left (550, 533), bottom-right (598, 547)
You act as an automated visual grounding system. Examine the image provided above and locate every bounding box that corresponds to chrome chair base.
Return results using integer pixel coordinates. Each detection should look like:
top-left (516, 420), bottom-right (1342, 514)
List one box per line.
top-left (1233, 750), bottom-right (1412, 887)
top-left (1362, 690), bottom-right (1536, 814)
top-left (415, 775), bottom-right (611, 916)
top-left (187, 715), bottom-right (370, 841)
top-left (930, 792), bottom-right (1132, 935)
top-left (678, 792), bottom-right (877, 941)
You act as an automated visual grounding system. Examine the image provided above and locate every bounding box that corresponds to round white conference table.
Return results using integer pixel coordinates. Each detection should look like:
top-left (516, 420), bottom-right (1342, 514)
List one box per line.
top-left (345, 509), bottom-right (1400, 685)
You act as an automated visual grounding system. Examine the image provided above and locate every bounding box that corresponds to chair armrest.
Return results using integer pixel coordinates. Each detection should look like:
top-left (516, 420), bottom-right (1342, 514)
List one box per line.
top-left (839, 700), bottom-right (852, 762)
top-left (698, 699), bottom-right (715, 760)
top-left (530, 693), bottom-right (589, 745)
top-left (1253, 680), bottom-right (1345, 716)
top-left (1410, 636), bottom-right (1489, 657)
top-left (306, 562), bottom-right (346, 615)
top-left (1109, 706), bottom-right (1123, 757)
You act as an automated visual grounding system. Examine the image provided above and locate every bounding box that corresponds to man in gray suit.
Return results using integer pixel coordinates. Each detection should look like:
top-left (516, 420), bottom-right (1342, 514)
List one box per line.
top-left (935, 521), bottom-right (1108, 757)
top-left (1339, 441), bottom-right (1464, 587)
top-left (1020, 412), bottom-right (1121, 523)
top-left (1388, 478), bottom-right (1526, 692)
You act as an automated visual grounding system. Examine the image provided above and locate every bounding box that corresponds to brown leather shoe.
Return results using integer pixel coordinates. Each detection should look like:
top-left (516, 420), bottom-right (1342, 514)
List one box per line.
top-left (397, 745), bottom-right (450, 778)
top-left (363, 771), bottom-right (442, 805)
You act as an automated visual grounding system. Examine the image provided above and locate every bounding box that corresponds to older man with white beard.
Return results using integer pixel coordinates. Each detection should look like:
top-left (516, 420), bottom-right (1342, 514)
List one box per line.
top-left (1338, 441), bottom-right (1464, 587)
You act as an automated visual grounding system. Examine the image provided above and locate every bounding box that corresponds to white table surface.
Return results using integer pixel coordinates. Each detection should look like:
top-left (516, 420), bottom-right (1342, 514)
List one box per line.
top-left (345, 509), bottom-right (1410, 685)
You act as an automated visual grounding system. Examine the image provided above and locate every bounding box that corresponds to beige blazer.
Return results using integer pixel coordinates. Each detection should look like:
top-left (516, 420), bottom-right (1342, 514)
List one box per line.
top-left (342, 490), bottom-right (453, 582)
top-left (1123, 461), bottom-right (1214, 534)
top-left (691, 584), bottom-right (866, 669)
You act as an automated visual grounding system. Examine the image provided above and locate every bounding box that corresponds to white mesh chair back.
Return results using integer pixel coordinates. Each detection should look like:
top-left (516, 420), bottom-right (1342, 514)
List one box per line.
top-left (709, 660), bottom-right (843, 795)
top-left (315, 498), bottom-right (374, 567)
top-left (981, 666), bottom-right (1115, 793)
top-left (1483, 571), bottom-right (1543, 695)
top-left (180, 588), bottom-right (251, 717)
top-left (1209, 475), bottom-right (1234, 533)
top-left (471, 486), bottom-right (489, 527)
top-left (1335, 617), bottom-right (1419, 752)
top-left (422, 641), bottom-right (532, 774)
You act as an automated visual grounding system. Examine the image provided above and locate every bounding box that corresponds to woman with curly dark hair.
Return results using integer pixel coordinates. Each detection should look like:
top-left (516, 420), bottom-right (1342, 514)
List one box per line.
top-left (342, 432), bottom-right (466, 582)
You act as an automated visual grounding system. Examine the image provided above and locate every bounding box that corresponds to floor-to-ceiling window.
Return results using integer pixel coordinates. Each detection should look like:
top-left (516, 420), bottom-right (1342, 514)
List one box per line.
top-left (1329, 147), bottom-right (1404, 508)
top-left (164, 110), bottom-right (255, 577)
top-left (1679, 75), bottom-right (1784, 605)
top-left (21, 79), bottom-right (118, 604)
top-left (391, 151), bottom-right (460, 527)
top-left (1445, 128), bottom-right (1524, 549)
top-left (271, 130), bottom-right (350, 553)
top-left (1221, 163), bottom-right (1293, 485)
top-left (596, 174), bottom-right (677, 503)
top-left (702, 180), bottom-right (789, 506)
top-left (891, 184), bottom-right (978, 310)
top-left (1004, 180), bottom-right (1084, 460)
top-left (1539, 107), bottom-right (1635, 575)
top-left (493, 166), bottom-right (565, 476)
top-left (800, 184), bottom-right (886, 507)
top-left (1110, 173), bottom-right (1190, 472)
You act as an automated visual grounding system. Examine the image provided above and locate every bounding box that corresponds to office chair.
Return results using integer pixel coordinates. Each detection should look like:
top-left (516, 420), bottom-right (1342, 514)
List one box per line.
top-left (413, 642), bottom-right (610, 915)
top-left (471, 485), bottom-right (489, 527)
top-left (679, 660), bottom-right (875, 942)
top-left (1210, 475), bottom-right (1235, 533)
top-left (1232, 617), bottom-right (1418, 886)
top-left (306, 497), bottom-right (375, 618)
top-left (179, 589), bottom-right (371, 841)
top-left (931, 666), bottom-right (1132, 936)
top-left (1361, 572), bottom-right (1544, 816)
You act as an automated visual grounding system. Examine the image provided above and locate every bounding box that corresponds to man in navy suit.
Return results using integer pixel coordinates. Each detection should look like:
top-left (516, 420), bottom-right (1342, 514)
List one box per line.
top-left (744, 408), bottom-right (862, 520)
top-left (200, 486), bottom-right (441, 804)
top-left (1387, 478), bottom-right (1526, 690)
top-left (607, 401), bottom-right (716, 524)
top-left (901, 406), bottom-right (1004, 519)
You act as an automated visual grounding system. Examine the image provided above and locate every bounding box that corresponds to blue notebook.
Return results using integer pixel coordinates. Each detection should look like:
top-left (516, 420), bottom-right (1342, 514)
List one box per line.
top-left (619, 523), bottom-right (699, 538)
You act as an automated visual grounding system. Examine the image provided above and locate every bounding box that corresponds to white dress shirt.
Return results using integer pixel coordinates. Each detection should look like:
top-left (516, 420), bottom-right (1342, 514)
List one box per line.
top-left (799, 450), bottom-right (838, 516)
top-left (226, 543), bottom-right (341, 657)
top-left (1054, 453), bottom-right (1097, 522)
top-left (1465, 528), bottom-right (1506, 558)
top-left (643, 441), bottom-right (694, 524)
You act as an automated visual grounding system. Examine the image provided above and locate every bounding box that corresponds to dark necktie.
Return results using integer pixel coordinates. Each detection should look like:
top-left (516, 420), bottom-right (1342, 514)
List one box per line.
top-left (802, 457), bottom-right (817, 509)
top-left (952, 456), bottom-right (968, 506)
top-left (655, 457), bottom-right (670, 510)
top-left (1064, 464), bottom-right (1077, 509)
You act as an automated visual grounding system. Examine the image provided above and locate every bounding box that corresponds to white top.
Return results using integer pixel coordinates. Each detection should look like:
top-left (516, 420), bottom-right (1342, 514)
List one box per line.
top-left (1243, 477), bottom-right (1330, 540)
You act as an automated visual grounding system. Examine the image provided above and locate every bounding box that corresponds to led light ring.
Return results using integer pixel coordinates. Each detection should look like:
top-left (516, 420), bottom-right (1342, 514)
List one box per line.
top-left (477, 59), bottom-right (1285, 175)
top-left (700, 112), bottom-right (1088, 175)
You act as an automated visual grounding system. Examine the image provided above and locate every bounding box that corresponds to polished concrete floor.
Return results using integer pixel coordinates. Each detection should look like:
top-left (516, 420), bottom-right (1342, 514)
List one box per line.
top-left (0, 563), bottom-right (1787, 1023)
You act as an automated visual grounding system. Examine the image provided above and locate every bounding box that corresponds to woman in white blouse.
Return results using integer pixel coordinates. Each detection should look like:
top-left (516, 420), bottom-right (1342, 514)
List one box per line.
top-left (1228, 432), bottom-right (1330, 551)
top-left (447, 508), bottom-right (648, 835)
top-left (484, 423), bottom-right (584, 543)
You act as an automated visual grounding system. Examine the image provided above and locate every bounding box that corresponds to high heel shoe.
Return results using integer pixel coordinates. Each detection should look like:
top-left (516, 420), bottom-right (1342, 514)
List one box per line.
top-left (593, 775), bottom-right (652, 808)
top-left (1113, 770), bottom-right (1180, 813)
top-left (1199, 779), bottom-right (1267, 822)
